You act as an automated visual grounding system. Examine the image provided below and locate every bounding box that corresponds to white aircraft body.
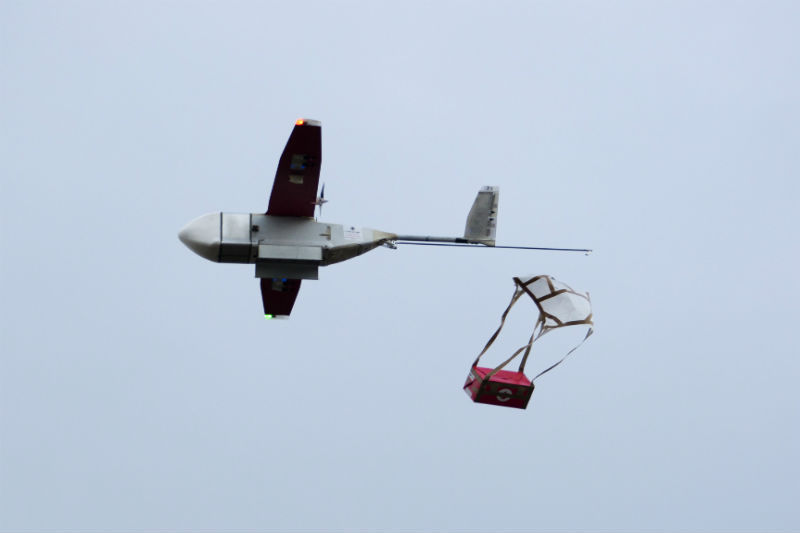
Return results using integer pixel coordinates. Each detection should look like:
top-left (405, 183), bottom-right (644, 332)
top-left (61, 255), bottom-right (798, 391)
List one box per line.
top-left (179, 119), bottom-right (582, 318)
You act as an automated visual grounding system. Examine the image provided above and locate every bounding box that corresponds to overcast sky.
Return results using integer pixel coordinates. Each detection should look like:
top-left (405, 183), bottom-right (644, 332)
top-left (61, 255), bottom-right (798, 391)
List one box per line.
top-left (2, 1), bottom-right (799, 532)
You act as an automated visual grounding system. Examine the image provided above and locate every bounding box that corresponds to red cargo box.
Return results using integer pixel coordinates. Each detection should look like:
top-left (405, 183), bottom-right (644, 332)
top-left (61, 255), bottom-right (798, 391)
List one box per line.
top-left (463, 366), bottom-right (534, 409)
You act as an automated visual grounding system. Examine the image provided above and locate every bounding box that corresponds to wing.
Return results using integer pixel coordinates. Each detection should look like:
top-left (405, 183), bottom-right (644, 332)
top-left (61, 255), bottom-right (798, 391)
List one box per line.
top-left (266, 119), bottom-right (322, 217)
top-left (260, 278), bottom-right (302, 318)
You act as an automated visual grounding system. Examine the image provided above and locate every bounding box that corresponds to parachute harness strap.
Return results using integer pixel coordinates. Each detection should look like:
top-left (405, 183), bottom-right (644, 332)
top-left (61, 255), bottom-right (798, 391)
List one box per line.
top-left (471, 285), bottom-right (524, 369)
top-left (531, 327), bottom-right (593, 381)
top-left (472, 275), bottom-right (594, 383)
top-left (516, 276), bottom-right (561, 375)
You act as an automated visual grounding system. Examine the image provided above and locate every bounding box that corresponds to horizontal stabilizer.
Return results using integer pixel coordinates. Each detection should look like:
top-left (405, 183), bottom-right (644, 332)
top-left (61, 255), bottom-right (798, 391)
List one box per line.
top-left (464, 186), bottom-right (499, 246)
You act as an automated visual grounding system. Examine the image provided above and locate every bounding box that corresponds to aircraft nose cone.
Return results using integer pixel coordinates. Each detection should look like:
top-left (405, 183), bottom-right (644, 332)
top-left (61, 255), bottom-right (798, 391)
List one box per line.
top-left (178, 212), bottom-right (221, 262)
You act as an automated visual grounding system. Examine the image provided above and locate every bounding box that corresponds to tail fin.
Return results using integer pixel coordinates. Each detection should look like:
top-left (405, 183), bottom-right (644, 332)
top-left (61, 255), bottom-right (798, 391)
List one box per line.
top-left (464, 186), bottom-right (499, 246)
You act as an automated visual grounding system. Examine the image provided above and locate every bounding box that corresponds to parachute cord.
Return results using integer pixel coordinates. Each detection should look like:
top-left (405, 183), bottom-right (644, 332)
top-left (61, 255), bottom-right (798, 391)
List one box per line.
top-left (532, 327), bottom-right (594, 382)
top-left (472, 286), bottom-right (523, 368)
top-left (484, 330), bottom-right (537, 381)
top-left (518, 316), bottom-right (545, 374)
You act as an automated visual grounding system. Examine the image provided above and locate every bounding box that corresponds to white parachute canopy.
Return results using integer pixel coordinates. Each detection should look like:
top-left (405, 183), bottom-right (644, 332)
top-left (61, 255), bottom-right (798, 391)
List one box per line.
top-left (521, 275), bottom-right (592, 333)
top-left (472, 275), bottom-right (594, 381)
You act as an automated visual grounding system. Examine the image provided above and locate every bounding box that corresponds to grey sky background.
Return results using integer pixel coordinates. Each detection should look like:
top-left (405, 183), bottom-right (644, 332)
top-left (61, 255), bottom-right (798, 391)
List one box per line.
top-left (2, 1), bottom-right (799, 531)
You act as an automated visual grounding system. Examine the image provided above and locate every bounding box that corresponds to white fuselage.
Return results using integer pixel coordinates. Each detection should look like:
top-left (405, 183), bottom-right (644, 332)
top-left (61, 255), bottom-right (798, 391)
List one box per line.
top-left (178, 212), bottom-right (396, 279)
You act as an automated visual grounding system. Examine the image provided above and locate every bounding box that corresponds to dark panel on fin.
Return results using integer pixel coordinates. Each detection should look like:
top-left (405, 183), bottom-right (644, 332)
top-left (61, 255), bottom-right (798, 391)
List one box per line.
top-left (260, 278), bottom-right (302, 317)
top-left (266, 120), bottom-right (321, 218)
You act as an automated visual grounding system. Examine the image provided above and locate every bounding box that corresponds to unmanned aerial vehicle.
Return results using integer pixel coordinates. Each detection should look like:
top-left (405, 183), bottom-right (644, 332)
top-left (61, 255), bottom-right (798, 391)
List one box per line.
top-left (179, 119), bottom-right (588, 318)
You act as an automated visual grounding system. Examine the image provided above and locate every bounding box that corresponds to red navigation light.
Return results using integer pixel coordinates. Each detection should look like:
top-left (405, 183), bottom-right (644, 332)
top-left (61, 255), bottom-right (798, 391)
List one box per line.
top-left (295, 119), bottom-right (305, 126)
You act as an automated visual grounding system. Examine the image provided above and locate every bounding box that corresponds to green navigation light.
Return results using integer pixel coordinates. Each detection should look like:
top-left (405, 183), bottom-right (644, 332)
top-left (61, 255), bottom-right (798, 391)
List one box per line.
top-left (265, 314), bottom-right (274, 320)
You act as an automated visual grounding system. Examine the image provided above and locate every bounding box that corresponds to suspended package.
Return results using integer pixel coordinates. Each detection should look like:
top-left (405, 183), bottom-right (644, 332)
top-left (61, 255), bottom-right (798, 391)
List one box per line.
top-left (464, 275), bottom-right (593, 409)
top-left (464, 366), bottom-right (534, 409)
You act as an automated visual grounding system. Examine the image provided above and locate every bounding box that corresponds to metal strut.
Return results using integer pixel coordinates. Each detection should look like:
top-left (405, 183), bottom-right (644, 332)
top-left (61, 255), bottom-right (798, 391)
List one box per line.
top-left (394, 235), bottom-right (473, 244)
top-left (393, 235), bottom-right (591, 254)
